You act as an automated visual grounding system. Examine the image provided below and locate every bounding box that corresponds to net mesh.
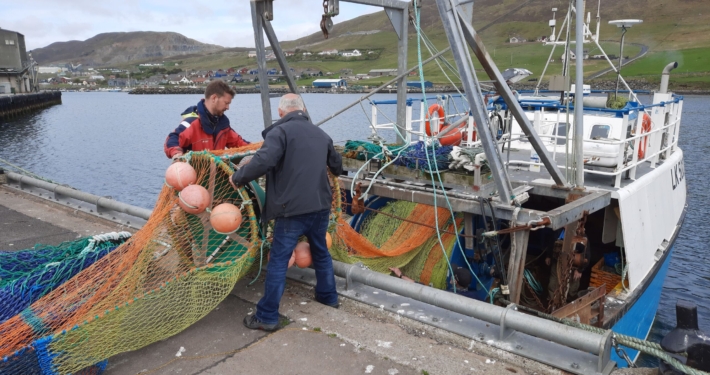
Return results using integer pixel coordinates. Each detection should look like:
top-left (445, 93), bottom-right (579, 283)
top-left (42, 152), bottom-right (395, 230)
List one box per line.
top-left (329, 181), bottom-right (462, 289)
top-left (0, 148), bottom-right (261, 375)
top-left (1, 142), bottom-right (463, 374)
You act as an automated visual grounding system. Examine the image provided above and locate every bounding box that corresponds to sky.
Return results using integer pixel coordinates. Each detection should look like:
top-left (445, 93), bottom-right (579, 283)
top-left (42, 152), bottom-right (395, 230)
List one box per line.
top-left (2, 0), bottom-right (377, 51)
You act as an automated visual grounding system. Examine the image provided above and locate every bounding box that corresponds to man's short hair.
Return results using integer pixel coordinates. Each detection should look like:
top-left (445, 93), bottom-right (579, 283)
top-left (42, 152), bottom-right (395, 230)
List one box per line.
top-left (205, 80), bottom-right (235, 99)
top-left (278, 94), bottom-right (305, 112)
top-left (453, 265), bottom-right (472, 288)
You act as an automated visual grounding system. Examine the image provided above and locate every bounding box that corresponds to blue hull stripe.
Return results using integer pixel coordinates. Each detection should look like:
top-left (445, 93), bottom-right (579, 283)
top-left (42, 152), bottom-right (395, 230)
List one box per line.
top-left (610, 246), bottom-right (674, 367)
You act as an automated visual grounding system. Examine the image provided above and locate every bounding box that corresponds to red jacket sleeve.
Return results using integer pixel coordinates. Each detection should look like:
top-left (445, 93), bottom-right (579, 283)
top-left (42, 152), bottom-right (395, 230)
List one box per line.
top-left (225, 129), bottom-right (250, 148)
top-left (164, 119), bottom-right (198, 158)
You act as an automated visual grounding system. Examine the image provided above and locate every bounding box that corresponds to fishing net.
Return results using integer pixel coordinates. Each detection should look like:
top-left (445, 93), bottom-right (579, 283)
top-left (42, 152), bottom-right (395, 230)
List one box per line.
top-left (0, 233), bottom-right (131, 324)
top-left (329, 179), bottom-right (462, 289)
top-left (0, 139), bottom-right (464, 375)
top-left (0, 147), bottom-right (262, 375)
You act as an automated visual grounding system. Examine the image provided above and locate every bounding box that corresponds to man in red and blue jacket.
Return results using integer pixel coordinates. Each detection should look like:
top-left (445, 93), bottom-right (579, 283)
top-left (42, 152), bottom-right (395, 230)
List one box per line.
top-left (164, 81), bottom-right (250, 159)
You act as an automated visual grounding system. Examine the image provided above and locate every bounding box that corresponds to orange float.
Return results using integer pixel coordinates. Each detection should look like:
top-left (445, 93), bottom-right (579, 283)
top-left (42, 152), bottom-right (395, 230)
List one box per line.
top-left (425, 104), bottom-right (446, 136)
top-left (294, 242), bottom-right (312, 268)
top-left (165, 162), bottom-right (197, 191)
top-left (209, 203), bottom-right (243, 233)
top-left (325, 232), bottom-right (332, 249)
top-left (178, 185), bottom-right (210, 214)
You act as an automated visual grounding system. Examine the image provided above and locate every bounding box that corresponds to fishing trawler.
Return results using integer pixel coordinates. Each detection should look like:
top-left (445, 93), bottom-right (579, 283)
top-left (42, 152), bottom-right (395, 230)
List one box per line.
top-left (0, 1), bottom-right (695, 375)
top-left (246, 0), bottom-right (687, 372)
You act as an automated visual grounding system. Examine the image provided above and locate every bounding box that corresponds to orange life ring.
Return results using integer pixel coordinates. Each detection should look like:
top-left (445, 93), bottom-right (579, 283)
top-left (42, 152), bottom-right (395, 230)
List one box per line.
top-left (425, 104), bottom-right (446, 136)
top-left (439, 129), bottom-right (463, 146)
top-left (638, 113), bottom-right (652, 159)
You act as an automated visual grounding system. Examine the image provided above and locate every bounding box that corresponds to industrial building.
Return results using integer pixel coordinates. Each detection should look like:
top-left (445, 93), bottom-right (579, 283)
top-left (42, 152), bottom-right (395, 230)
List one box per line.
top-left (312, 79), bottom-right (347, 88)
top-left (0, 27), bottom-right (32, 94)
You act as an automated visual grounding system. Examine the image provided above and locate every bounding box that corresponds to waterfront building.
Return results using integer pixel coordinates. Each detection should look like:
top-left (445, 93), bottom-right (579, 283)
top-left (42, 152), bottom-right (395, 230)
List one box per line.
top-left (0, 28), bottom-right (31, 94)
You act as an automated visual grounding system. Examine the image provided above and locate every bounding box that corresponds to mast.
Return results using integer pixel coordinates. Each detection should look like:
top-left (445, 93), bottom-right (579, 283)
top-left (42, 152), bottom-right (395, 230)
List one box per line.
top-left (574, 0), bottom-right (585, 188)
top-left (595, 0), bottom-right (601, 42)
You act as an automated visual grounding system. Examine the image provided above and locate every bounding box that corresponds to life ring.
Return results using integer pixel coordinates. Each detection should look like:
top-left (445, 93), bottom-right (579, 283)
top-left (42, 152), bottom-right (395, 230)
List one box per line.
top-left (425, 104), bottom-right (446, 136)
top-left (638, 113), bottom-right (652, 159)
top-left (439, 129), bottom-right (463, 146)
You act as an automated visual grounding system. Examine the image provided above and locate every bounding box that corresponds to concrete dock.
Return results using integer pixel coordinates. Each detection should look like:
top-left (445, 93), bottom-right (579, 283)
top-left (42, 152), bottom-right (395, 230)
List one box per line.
top-left (0, 185), bottom-right (659, 375)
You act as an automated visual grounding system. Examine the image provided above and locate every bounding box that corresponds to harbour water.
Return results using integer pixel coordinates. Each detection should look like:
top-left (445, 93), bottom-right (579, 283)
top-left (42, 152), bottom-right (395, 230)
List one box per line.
top-left (0, 92), bottom-right (708, 365)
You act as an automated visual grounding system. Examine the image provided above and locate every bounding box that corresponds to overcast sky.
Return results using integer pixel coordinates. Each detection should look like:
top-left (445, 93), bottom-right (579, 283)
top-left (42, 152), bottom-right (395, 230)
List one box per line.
top-left (2, 0), bottom-right (377, 50)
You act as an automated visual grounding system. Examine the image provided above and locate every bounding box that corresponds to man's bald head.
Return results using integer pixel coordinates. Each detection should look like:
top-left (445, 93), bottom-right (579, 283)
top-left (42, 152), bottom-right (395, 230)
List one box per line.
top-left (278, 93), bottom-right (306, 118)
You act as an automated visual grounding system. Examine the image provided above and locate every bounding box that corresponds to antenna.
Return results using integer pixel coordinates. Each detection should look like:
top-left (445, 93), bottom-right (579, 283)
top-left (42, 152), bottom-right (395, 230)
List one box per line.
top-left (609, 19), bottom-right (643, 98)
top-left (549, 8), bottom-right (558, 42)
top-left (595, 0), bottom-right (601, 42)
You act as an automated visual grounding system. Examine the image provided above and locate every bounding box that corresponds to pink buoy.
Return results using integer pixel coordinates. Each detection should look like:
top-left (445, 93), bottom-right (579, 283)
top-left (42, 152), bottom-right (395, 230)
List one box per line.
top-left (165, 162), bottom-right (197, 191)
top-left (178, 185), bottom-right (210, 214)
top-left (294, 242), bottom-right (312, 268)
top-left (209, 203), bottom-right (243, 233)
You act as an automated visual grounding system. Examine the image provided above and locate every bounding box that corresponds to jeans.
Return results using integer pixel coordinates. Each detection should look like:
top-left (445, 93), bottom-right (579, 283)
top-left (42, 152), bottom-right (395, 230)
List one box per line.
top-left (256, 209), bottom-right (337, 324)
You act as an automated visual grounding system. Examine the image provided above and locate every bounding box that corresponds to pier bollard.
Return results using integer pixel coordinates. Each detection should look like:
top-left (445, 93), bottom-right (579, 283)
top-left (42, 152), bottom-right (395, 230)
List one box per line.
top-left (659, 300), bottom-right (710, 374)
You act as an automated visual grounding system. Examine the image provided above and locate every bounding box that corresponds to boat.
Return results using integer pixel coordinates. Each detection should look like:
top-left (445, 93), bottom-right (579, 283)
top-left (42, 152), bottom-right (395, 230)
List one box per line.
top-left (246, 0), bottom-right (689, 373)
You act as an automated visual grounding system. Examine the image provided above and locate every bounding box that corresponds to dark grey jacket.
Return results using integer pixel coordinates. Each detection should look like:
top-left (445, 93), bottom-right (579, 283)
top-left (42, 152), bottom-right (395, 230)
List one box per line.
top-left (231, 110), bottom-right (343, 223)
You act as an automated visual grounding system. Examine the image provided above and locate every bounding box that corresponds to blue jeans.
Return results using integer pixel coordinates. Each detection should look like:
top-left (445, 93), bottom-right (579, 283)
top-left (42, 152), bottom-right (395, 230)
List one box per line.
top-left (256, 209), bottom-right (337, 324)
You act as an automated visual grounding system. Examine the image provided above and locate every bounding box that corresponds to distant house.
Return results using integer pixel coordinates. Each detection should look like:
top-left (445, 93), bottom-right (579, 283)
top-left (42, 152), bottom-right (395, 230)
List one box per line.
top-left (230, 75), bottom-right (244, 83)
top-left (340, 68), bottom-right (353, 75)
top-left (342, 49), bottom-right (362, 57)
top-left (266, 68), bottom-right (278, 75)
top-left (248, 51), bottom-right (257, 58)
top-left (355, 73), bottom-right (370, 80)
top-left (284, 51), bottom-right (295, 56)
top-left (509, 36), bottom-right (526, 43)
top-left (312, 79), bottom-right (347, 88)
top-left (108, 78), bottom-right (137, 87)
top-left (317, 49), bottom-right (338, 56)
top-left (265, 52), bottom-right (276, 60)
top-left (368, 68), bottom-right (397, 77)
top-left (90, 75), bottom-right (105, 81)
top-left (192, 77), bottom-right (208, 85)
top-left (239, 67), bottom-right (249, 74)
top-left (302, 52), bottom-right (312, 56)
top-left (248, 69), bottom-right (259, 75)
top-left (179, 76), bottom-right (192, 84)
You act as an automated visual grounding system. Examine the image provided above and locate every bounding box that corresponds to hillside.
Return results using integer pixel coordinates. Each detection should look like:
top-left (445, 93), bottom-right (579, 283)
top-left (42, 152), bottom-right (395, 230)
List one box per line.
top-left (32, 32), bottom-right (225, 66)
top-left (36, 0), bottom-right (710, 87)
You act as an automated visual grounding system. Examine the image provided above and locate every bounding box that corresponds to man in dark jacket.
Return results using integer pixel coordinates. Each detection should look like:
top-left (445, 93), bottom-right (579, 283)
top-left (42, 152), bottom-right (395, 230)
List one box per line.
top-left (164, 81), bottom-right (249, 159)
top-left (230, 93), bottom-right (343, 331)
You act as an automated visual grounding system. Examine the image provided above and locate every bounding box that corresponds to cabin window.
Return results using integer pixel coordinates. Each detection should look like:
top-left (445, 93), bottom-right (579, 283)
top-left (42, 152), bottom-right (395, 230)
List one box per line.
top-left (590, 124), bottom-right (611, 139)
top-left (555, 123), bottom-right (568, 145)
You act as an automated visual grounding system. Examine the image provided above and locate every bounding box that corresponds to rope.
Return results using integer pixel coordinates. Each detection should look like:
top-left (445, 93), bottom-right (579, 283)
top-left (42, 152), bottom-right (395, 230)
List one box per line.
top-left (510, 303), bottom-right (710, 375)
top-left (524, 269), bottom-right (543, 295)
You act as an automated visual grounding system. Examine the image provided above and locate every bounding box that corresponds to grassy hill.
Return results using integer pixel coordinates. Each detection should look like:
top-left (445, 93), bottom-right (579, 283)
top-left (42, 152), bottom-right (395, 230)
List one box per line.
top-left (32, 32), bottom-right (225, 66)
top-left (109, 0), bottom-right (710, 88)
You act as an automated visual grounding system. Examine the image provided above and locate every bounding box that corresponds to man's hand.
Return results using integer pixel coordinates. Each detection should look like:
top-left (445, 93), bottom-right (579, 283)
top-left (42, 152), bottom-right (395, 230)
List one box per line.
top-left (573, 270), bottom-right (582, 280)
top-left (228, 175), bottom-right (242, 191)
top-left (171, 153), bottom-right (183, 163)
top-left (545, 257), bottom-right (551, 266)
